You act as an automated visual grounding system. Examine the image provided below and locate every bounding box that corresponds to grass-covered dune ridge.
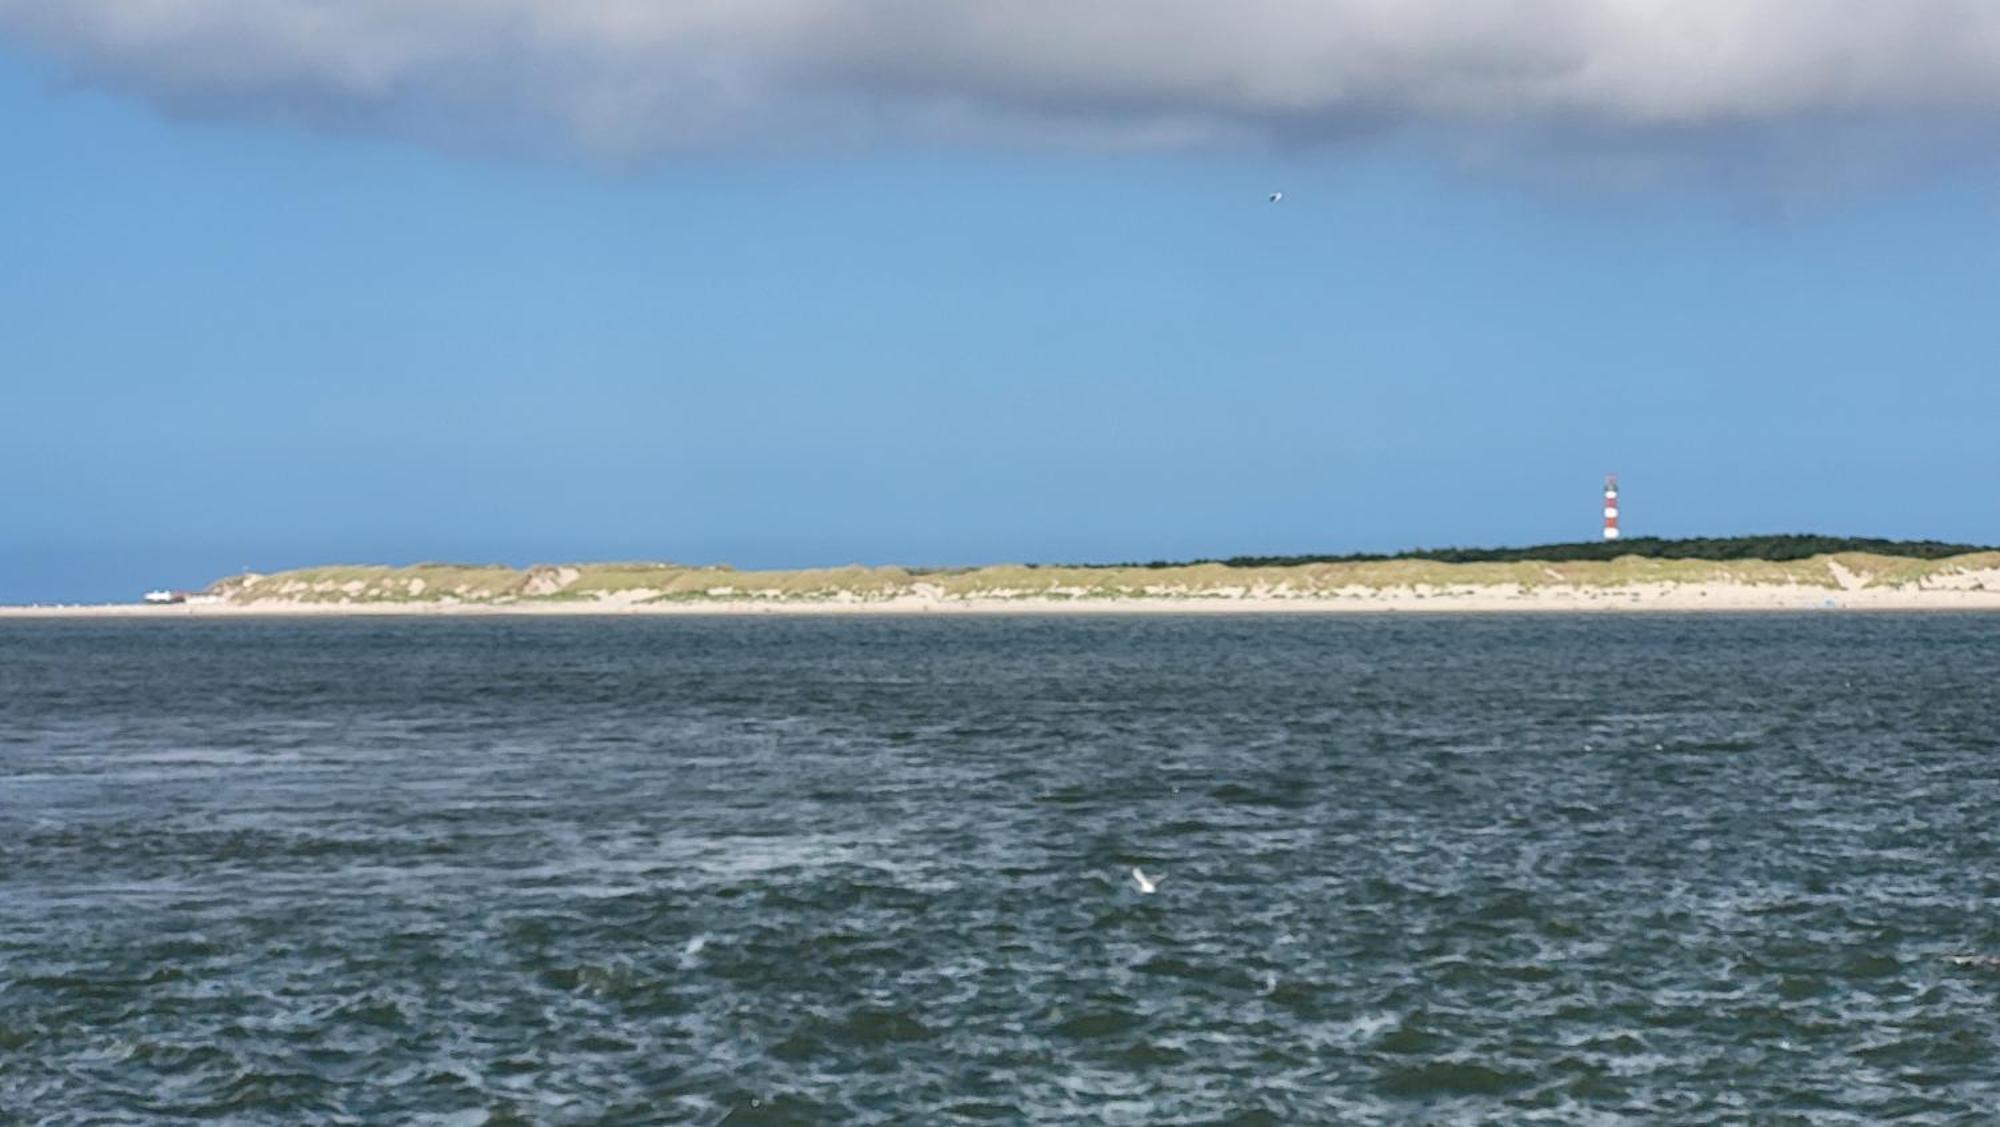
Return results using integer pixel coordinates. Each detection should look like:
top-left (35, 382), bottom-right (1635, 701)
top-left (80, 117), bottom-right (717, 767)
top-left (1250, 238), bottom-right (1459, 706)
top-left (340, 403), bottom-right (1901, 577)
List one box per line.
top-left (210, 543), bottom-right (2000, 606)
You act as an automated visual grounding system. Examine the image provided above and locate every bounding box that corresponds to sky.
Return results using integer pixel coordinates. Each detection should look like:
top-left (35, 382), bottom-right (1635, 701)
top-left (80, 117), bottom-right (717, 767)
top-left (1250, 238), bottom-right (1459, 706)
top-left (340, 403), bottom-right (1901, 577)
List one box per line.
top-left (3, 2), bottom-right (1999, 602)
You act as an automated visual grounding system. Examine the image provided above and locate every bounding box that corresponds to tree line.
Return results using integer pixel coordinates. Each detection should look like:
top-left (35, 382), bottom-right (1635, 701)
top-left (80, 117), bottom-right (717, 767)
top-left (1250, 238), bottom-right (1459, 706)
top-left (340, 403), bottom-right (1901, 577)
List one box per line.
top-left (1069, 535), bottom-right (1996, 570)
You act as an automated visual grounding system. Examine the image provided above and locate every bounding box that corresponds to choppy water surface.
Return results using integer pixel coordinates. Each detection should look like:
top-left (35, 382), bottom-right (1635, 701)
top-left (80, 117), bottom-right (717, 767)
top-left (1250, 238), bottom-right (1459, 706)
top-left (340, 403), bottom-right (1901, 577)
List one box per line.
top-left (4, 614), bottom-right (2000, 1123)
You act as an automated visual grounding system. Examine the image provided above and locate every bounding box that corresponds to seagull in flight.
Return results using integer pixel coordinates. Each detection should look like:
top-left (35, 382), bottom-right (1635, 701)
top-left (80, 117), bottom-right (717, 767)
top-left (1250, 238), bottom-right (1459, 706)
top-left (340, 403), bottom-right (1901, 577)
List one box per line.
top-left (1131, 867), bottom-right (1161, 894)
top-left (1268, 191), bottom-right (1283, 203)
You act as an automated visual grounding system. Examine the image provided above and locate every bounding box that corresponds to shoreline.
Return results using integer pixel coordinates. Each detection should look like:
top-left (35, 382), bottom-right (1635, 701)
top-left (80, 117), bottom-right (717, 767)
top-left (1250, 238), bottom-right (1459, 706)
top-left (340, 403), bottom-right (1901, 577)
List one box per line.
top-left (7, 588), bottom-right (2000, 618)
top-left (14, 551), bottom-right (2000, 618)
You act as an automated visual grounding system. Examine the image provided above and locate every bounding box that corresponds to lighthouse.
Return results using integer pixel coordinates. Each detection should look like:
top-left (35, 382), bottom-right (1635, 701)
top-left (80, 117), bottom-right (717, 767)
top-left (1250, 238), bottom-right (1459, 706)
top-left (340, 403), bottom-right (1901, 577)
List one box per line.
top-left (1602, 474), bottom-right (1620, 540)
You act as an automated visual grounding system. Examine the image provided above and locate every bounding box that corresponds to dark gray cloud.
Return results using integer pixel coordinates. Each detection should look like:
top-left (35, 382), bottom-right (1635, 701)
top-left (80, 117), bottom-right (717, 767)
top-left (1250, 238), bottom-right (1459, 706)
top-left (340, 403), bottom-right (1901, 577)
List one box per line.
top-left (6, 0), bottom-right (2000, 166)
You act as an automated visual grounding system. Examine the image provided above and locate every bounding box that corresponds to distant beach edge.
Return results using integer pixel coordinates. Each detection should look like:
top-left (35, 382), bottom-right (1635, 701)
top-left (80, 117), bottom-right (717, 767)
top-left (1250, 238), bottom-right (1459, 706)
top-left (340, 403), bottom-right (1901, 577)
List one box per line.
top-left (7, 590), bottom-right (2000, 617)
top-left (12, 549), bottom-right (2000, 617)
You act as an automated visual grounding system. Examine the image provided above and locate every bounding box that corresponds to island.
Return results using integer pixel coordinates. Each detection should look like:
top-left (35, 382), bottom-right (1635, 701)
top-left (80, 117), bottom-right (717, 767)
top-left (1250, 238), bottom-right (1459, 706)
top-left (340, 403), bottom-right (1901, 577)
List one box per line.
top-left (10, 536), bottom-right (1999, 615)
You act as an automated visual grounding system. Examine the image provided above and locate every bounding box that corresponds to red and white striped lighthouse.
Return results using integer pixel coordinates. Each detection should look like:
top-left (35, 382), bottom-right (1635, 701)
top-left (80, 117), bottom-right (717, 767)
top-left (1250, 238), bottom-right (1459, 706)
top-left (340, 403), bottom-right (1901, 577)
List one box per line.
top-left (1602, 474), bottom-right (1620, 540)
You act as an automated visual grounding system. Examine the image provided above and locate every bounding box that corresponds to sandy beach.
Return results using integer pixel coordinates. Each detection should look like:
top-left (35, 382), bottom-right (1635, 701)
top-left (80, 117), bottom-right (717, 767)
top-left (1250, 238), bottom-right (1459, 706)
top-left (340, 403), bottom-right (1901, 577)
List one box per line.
top-left (7, 583), bottom-right (2000, 617)
top-left (10, 552), bottom-right (1998, 617)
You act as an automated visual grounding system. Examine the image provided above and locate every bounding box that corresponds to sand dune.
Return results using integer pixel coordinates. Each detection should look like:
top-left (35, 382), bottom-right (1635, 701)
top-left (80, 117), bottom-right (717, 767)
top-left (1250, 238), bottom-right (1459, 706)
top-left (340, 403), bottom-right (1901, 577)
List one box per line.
top-left (8, 553), bottom-right (2000, 616)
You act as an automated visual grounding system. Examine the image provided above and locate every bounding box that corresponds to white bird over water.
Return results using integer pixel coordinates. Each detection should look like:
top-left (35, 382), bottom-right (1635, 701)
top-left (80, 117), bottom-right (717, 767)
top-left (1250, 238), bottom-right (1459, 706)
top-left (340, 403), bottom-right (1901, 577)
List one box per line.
top-left (1131, 867), bottom-right (1161, 894)
top-left (1268, 191), bottom-right (1283, 203)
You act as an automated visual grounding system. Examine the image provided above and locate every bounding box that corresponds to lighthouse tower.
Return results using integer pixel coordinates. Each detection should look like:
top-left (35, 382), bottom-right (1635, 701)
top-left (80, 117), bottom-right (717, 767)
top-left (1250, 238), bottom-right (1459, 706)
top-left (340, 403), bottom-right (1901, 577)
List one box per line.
top-left (1602, 474), bottom-right (1621, 540)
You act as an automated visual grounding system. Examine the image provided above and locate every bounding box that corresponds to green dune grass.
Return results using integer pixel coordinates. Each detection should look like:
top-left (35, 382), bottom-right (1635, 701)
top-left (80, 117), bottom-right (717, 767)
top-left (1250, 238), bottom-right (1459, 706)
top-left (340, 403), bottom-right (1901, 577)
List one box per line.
top-left (205, 541), bottom-right (2000, 605)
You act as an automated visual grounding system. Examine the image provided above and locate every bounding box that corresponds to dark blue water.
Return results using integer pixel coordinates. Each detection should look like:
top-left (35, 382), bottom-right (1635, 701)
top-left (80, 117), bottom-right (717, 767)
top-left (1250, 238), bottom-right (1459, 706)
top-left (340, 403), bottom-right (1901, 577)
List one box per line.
top-left (4, 614), bottom-right (2000, 1123)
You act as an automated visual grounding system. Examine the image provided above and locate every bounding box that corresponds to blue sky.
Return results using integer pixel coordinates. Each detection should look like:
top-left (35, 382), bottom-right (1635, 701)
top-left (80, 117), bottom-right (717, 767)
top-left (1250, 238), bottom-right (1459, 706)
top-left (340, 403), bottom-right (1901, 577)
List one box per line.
top-left (3, 16), bottom-right (1998, 602)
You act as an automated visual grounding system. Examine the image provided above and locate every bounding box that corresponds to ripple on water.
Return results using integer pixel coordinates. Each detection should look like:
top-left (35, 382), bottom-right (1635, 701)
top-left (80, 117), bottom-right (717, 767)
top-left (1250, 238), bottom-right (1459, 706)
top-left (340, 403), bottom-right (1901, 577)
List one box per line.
top-left (3, 614), bottom-right (2000, 1121)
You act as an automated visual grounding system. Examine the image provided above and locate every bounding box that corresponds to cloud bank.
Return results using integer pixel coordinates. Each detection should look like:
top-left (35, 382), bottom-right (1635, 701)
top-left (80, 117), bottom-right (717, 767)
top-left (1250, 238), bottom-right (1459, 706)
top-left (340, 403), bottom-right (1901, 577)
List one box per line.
top-left (5, 1), bottom-right (2000, 168)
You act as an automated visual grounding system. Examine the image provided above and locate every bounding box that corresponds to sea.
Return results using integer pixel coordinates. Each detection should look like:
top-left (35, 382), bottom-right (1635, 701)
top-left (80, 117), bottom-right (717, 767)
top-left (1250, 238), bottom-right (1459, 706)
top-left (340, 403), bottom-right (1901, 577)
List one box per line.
top-left (3, 613), bottom-right (1998, 1124)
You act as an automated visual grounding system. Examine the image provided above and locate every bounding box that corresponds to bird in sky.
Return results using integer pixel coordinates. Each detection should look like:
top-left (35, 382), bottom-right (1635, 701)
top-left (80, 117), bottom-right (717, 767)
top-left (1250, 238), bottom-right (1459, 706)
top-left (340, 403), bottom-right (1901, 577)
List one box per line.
top-left (1268, 191), bottom-right (1283, 203)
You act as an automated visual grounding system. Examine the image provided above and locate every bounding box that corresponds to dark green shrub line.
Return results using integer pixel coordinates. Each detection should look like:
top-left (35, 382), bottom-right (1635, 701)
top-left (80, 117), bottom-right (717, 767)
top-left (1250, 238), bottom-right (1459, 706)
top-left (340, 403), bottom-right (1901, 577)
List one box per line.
top-left (1052, 535), bottom-right (1997, 570)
